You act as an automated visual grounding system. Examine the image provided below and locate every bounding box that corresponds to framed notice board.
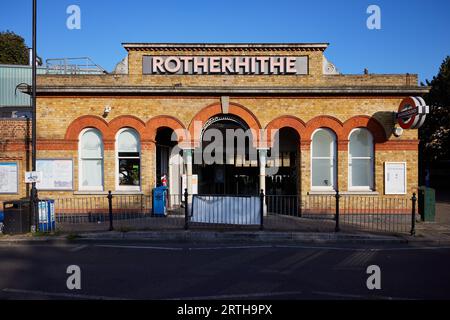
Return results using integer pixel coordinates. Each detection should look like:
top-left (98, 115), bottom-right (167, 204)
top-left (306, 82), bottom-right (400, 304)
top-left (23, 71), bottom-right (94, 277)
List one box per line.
top-left (384, 162), bottom-right (407, 195)
top-left (0, 162), bottom-right (19, 194)
top-left (36, 159), bottom-right (74, 190)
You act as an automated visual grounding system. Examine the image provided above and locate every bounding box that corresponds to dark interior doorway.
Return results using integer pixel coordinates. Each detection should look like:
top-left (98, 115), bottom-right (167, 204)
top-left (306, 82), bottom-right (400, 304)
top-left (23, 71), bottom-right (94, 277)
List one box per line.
top-left (266, 127), bottom-right (300, 195)
top-left (193, 115), bottom-right (259, 195)
top-left (155, 127), bottom-right (177, 187)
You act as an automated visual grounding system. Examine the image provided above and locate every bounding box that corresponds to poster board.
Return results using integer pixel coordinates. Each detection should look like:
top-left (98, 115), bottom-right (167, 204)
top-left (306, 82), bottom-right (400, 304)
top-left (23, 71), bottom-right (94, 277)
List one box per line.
top-left (36, 159), bottom-right (73, 190)
top-left (384, 162), bottom-right (407, 195)
top-left (0, 162), bottom-right (18, 194)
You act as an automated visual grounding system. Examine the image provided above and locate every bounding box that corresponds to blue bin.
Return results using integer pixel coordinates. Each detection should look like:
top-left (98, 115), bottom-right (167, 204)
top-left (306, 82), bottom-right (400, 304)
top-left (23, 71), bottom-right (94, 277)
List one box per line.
top-left (38, 199), bottom-right (56, 232)
top-left (153, 186), bottom-right (168, 216)
top-left (0, 211), bottom-right (4, 223)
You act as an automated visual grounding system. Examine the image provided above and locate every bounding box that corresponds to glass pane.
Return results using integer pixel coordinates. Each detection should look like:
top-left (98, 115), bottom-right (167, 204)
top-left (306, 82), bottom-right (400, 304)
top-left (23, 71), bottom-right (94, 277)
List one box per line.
top-left (351, 159), bottom-right (372, 187)
top-left (81, 130), bottom-right (103, 158)
top-left (119, 158), bottom-right (140, 186)
top-left (349, 129), bottom-right (372, 158)
top-left (81, 159), bottom-right (103, 187)
top-left (312, 158), bottom-right (334, 187)
top-left (118, 130), bottom-right (139, 153)
top-left (312, 129), bottom-right (334, 157)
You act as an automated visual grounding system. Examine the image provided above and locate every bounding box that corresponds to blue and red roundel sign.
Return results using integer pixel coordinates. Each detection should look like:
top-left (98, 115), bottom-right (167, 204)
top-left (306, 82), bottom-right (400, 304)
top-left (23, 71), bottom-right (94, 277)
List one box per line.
top-left (396, 96), bottom-right (429, 129)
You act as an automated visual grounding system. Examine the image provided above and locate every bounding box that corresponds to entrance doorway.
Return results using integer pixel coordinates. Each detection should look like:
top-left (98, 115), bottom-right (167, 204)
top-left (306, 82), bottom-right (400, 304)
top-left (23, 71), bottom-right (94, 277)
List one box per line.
top-left (155, 127), bottom-right (183, 201)
top-left (266, 127), bottom-right (300, 195)
top-left (193, 115), bottom-right (259, 195)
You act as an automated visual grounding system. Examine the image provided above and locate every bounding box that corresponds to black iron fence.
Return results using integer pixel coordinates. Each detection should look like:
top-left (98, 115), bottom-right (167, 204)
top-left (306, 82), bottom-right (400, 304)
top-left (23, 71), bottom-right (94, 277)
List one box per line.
top-left (50, 190), bottom-right (417, 235)
top-left (264, 192), bottom-right (415, 234)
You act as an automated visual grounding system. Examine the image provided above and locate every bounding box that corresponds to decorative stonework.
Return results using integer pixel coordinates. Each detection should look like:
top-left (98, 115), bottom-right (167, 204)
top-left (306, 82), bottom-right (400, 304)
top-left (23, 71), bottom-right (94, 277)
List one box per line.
top-left (323, 56), bottom-right (339, 75)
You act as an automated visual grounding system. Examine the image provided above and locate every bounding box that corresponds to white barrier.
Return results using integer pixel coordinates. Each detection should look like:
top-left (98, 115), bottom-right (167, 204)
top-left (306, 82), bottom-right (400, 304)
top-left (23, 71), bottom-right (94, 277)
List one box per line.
top-left (191, 195), bottom-right (260, 225)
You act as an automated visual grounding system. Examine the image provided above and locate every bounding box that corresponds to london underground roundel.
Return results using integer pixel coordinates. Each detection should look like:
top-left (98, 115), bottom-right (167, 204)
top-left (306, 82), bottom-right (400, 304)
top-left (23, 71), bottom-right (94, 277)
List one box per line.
top-left (396, 96), bottom-right (429, 129)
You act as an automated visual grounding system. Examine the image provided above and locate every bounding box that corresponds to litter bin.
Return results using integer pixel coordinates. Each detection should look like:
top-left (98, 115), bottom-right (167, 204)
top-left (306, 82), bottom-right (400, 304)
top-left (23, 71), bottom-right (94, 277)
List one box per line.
top-left (153, 186), bottom-right (168, 216)
top-left (2, 200), bottom-right (31, 235)
top-left (38, 199), bottom-right (56, 232)
top-left (418, 186), bottom-right (435, 222)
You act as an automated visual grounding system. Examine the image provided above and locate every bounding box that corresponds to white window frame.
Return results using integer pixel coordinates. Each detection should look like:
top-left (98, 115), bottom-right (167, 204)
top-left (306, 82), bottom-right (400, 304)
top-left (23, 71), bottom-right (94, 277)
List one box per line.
top-left (310, 128), bottom-right (337, 191)
top-left (78, 128), bottom-right (104, 191)
top-left (348, 128), bottom-right (374, 191)
top-left (115, 128), bottom-right (141, 192)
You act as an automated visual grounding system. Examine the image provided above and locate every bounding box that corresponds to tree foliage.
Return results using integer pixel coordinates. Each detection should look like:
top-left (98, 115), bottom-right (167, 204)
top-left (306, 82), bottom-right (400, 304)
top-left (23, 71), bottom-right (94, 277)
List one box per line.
top-left (420, 56), bottom-right (450, 161)
top-left (0, 30), bottom-right (29, 65)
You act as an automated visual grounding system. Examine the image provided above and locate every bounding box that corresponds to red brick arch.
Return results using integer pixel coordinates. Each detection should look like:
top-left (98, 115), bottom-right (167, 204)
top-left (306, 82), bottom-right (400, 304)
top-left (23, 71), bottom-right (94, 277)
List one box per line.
top-left (304, 115), bottom-right (344, 141)
top-left (264, 115), bottom-right (306, 148)
top-left (188, 102), bottom-right (261, 147)
top-left (65, 115), bottom-right (111, 140)
top-left (146, 115), bottom-right (187, 143)
top-left (343, 115), bottom-right (387, 143)
top-left (109, 115), bottom-right (147, 140)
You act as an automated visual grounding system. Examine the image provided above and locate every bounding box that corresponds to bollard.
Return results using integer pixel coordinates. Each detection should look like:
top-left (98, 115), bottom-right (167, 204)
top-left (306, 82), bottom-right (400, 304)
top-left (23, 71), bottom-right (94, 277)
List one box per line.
top-left (107, 191), bottom-right (113, 231)
top-left (411, 192), bottom-right (417, 236)
top-left (335, 190), bottom-right (341, 232)
top-left (184, 188), bottom-right (189, 230)
top-left (30, 185), bottom-right (39, 233)
top-left (260, 189), bottom-right (264, 231)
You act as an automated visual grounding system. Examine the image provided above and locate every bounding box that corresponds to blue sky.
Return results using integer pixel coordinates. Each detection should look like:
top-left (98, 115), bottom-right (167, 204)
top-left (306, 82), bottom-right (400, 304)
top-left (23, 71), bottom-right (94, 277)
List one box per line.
top-left (1, 0), bottom-right (449, 82)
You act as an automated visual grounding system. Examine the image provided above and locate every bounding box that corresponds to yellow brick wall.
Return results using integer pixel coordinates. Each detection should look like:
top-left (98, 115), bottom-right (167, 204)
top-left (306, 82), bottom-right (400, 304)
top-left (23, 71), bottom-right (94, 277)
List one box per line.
top-left (30, 95), bottom-right (419, 201)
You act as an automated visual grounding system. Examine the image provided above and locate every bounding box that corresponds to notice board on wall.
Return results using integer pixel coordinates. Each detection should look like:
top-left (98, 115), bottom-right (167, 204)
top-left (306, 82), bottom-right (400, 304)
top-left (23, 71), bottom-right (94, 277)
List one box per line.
top-left (0, 162), bottom-right (18, 194)
top-left (384, 162), bottom-right (407, 195)
top-left (36, 159), bottom-right (73, 190)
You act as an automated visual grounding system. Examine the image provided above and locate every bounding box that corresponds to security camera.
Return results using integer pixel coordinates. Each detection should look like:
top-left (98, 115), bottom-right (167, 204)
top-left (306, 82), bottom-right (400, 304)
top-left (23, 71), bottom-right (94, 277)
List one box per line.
top-left (103, 105), bottom-right (111, 117)
top-left (393, 127), bottom-right (403, 137)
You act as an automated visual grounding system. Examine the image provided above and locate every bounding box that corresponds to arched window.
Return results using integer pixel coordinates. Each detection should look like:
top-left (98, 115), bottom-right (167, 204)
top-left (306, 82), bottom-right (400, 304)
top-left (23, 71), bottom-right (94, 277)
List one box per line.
top-left (311, 128), bottom-right (337, 190)
top-left (79, 129), bottom-right (104, 190)
top-left (348, 128), bottom-right (374, 190)
top-left (116, 128), bottom-right (141, 190)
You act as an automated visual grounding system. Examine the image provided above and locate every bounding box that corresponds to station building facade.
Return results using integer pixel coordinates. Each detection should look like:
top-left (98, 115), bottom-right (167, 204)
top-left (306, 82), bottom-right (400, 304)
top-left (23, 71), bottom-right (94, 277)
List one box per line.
top-left (0, 43), bottom-right (429, 206)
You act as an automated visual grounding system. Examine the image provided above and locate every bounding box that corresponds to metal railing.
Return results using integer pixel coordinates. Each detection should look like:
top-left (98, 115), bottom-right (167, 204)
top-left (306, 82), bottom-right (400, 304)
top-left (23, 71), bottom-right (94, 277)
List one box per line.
top-left (45, 57), bottom-right (107, 75)
top-left (264, 192), bottom-right (416, 234)
top-left (51, 190), bottom-right (417, 235)
top-left (54, 192), bottom-right (185, 232)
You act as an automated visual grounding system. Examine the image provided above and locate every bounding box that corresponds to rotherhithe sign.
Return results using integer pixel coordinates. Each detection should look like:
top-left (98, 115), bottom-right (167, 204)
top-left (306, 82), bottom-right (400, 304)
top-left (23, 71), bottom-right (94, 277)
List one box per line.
top-left (142, 56), bottom-right (308, 75)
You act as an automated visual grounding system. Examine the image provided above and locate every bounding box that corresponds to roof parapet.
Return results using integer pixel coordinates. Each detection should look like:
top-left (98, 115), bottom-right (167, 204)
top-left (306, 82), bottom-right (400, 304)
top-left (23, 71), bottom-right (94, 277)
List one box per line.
top-left (122, 43), bottom-right (329, 52)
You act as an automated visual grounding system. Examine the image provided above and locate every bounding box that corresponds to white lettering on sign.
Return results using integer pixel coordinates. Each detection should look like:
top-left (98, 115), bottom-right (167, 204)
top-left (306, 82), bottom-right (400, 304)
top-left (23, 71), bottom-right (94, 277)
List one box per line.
top-left (143, 56), bottom-right (308, 75)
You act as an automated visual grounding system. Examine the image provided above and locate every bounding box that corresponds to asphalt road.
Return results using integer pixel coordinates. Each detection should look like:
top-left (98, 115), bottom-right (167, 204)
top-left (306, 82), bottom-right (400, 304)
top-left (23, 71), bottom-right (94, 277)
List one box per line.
top-left (0, 241), bottom-right (449, 300)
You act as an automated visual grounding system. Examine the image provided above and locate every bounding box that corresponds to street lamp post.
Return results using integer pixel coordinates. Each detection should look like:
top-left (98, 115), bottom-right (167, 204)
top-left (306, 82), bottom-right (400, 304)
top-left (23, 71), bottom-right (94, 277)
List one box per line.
top-left (30, 0), bottom-right (38, 232)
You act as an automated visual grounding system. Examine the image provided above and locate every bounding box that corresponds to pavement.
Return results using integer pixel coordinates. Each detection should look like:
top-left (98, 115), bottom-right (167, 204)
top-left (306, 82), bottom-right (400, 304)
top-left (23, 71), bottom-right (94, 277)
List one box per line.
top-left (0, 225), bottom-right (450, 245)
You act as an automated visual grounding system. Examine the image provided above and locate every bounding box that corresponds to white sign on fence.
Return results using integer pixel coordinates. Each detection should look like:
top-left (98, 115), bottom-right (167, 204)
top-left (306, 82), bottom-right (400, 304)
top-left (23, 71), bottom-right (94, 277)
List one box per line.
top-left (191, 195), bottom-right (260, 225)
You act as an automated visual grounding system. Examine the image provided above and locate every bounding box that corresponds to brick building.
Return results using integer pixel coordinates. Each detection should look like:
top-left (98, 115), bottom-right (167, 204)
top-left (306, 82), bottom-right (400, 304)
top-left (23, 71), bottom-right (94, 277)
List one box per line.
top-left (0, 43), bottom-right (429, 209)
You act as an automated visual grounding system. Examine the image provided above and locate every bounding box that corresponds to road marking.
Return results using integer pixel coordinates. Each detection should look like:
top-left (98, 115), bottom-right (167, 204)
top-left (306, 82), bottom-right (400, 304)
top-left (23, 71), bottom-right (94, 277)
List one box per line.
top-left (313, 290), bottom-right (415, 300)
top-left (336, 250), bottom-right (376, 269)
top-left (274, 245), bottom-right (368, 251)
top-left (94, 244), bottom-right (183, 251)
top-left (188, 245), bottom-right (274, 251)
top-left (274, 245), bottom-right (450, 252)
top-left (168, 290), bottom-right (304, 300)
top-left (69, 245), bottom-right (88, 252)
top-left (2, 288), bottom-right (128, 300)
